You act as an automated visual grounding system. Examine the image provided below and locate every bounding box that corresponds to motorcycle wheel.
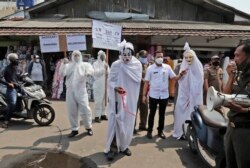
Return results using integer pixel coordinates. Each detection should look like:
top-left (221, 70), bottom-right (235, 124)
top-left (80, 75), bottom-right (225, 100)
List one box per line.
top-left (186, 125), bottom-right (197, 154)
top-left (196, 138), bottom-right (217, 168)
top-left (33, 104), bottom-right (55, 126)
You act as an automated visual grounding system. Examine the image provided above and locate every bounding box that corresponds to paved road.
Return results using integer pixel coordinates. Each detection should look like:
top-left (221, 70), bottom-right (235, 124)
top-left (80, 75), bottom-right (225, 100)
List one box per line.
top-left (0, 100), bottom-right (207, 168)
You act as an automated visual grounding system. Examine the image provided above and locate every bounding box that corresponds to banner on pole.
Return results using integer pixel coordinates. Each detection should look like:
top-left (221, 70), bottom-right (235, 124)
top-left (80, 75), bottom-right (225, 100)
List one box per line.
top-left (92, 20), bottom-right (122, 51)
top-left (66, 34), bottom-right (87, 51)
top-left (39, 35), bottom-right (60, 53)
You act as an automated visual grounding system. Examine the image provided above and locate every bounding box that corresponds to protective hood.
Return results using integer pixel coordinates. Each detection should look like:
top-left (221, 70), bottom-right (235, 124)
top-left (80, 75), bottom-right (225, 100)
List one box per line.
top-left (66, 50), bottom-right (84, 77)
top-left (97, 50), bottom-right (106, 62)
top-left (71, 50), bottom-right (83, 63)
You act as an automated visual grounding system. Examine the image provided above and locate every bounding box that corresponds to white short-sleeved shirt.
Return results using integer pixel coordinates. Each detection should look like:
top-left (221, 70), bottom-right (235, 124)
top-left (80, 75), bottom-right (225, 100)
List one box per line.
top-left (144, 63), bottom-right (176, 99)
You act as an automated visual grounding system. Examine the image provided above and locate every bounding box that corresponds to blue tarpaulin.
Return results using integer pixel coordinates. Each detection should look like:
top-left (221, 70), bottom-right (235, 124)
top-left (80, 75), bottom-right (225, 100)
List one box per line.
top-left (16, 0), bottom-right (34, 9)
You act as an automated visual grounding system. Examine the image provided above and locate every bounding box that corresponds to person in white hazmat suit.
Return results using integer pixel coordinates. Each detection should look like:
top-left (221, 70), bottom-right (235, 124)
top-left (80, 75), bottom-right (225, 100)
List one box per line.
top-left (60, 50), bottom-right (94, 138)
top-left (105, 40), bottom-right (142, 161)
top-left (173, 42), bottom-right (204, 140)
top-left (93, 50), bottom-right (110, 123)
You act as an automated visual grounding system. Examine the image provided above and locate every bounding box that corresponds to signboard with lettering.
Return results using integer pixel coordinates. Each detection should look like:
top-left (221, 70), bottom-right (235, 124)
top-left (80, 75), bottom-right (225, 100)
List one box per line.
top-left (39, 35), bottom-right (60, 53)
top-left (66, 34), bottom-right (86, 51)
top-left (92, 20), bottom-right (122, 51)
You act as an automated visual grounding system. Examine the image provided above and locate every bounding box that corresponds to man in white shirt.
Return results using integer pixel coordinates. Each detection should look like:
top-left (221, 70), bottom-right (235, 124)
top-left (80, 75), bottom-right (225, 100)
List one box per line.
top-left (143, 51), bottom-right (186, 139)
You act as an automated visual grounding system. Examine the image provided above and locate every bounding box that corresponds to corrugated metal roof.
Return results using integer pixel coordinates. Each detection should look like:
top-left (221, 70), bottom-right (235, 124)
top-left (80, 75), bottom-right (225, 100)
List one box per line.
top-left (0, 19), bottom-right (250, 36)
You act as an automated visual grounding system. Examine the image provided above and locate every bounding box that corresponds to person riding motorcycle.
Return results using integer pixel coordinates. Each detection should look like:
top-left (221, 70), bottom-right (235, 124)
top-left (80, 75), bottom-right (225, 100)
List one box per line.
top-left (1, 53), bottom-right (19, 128)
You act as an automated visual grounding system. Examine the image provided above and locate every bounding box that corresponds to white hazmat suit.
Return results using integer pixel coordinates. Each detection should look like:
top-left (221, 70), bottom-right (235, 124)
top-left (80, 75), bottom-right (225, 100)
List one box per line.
top-left (93, 50), bottom-right (110, 119)
top-left (60, 50), bottom-right (94, 132)
top-left (173, 42), bottom-right (204, 139)
top-left (105, 40), bottom-right (142, 153)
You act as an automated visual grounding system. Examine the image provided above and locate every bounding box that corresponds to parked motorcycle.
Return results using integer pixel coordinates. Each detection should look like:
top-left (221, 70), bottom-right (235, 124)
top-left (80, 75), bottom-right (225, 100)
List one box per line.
top-left (0, 74), bottom-right (55, 126)
top-left (184, 105), bottom-right (228, 168)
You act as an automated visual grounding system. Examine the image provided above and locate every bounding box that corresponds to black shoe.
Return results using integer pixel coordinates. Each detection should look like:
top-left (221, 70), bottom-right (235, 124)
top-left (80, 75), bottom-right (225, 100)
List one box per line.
top-left (68, 131), bottom-right (79, 138)
top-left (121, 148), bottom-right (132, 156)
top-left (133, 129), bottom-right (138, 135)
top-left (1, 121), bottom-right (9, 128)
top-left (107, 150), bottom-right (115, 161)
top-left (158, 132), bottom-right (166, 139)
top-left (95, 117), bottom-right (101, 123)
top-left (178, 135), bottom-right (186, 141)
top-left (138, 126), bottom-right (147, 131)
top-left (101, 115), bottom-right (108, 120)
top-left (86, 129), bottom-right (93, 136)
top-left (147, 131), bottom-right (153, 139)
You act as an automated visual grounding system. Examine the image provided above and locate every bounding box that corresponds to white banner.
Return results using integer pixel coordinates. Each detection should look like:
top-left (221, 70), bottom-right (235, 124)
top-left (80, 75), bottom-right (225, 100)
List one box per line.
top-left (66, 34), bottom-right (87, 51)
top-left (92, 20), bottom-right (122, 51)
top-left (39, 35), bottom-right (60, 53)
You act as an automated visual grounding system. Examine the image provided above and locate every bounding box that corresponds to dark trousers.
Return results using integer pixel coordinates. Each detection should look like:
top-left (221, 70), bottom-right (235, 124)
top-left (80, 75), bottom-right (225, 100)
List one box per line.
top-left (224, 126), bottom-right (250, 168)
top-left (135, 95), bottom-right (148, 129)
top-left (148, 97), bottom-right (168, 133)
top-left (5, 88), bottom-right (17, 121)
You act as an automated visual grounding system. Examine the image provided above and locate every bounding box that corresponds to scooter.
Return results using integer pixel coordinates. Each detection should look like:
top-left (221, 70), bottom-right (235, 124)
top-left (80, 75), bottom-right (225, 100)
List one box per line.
top-left (0, 74), bottom-right (55, 126)
top-left (184, 105), bottom-right (228, 168)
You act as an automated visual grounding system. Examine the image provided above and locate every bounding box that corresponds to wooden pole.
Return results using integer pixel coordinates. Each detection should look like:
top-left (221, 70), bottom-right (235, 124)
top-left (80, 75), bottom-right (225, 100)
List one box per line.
top-left (64, 51), bottom-right (67, 58)
top-left (104, 49), bottom-right (109, 106)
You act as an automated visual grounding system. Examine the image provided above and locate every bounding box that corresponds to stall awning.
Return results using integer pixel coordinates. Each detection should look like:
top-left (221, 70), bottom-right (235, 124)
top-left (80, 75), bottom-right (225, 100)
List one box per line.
top-left (0, 19), bottom-right (250, 37)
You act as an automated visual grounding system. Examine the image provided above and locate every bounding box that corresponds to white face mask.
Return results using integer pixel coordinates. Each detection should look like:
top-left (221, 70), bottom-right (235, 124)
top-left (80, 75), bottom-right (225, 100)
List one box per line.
top-left (74, 56), bottom-right (80, 62)
top-left (155, 58), bottom-right (163, 65)
top-left (35, 59), bottom-right (40, 63)
top-left (121, 55), bottom-right (132, 64)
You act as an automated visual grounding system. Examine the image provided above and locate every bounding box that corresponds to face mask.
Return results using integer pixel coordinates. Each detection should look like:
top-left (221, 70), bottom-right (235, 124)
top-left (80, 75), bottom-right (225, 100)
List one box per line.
top-left (35, 59), bottom-right (40, 63)
top-left (100, 55), bottom-right (105, 61)
top-left (212, 61), bottom-right (220, 67)
top-left (74, 57), bottom-right (80, 62)
top-left (155, 58), bottom-right (163, 65)
top-left (121, 55), bottom-right (132, 64)
top-left (139, 57), bottom-right (147, 64)
top-left (185, 53), bottom-right (193, 65)
top-left (11, 60), bottom-right (18, 66)
top-left (237, 58), bottom-right (250, 72)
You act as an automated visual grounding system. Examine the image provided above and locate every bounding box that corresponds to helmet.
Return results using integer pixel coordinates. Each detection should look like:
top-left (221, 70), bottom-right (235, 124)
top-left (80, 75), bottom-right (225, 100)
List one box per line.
top-left (7, 53), bottom-right (18, 62)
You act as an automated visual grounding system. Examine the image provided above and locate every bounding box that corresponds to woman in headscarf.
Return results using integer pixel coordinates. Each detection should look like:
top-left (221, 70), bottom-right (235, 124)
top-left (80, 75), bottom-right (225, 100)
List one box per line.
top-left (173, 42), bottom-right (204, 140)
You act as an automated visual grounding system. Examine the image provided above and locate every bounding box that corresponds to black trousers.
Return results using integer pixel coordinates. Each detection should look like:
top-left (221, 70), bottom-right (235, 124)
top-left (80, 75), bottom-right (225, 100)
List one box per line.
top-left (224, 126), bottom-right (250, 168)
top-left (147, 97), bottom-right (168, 133)
top-left (135, 95), bottom-right (148, 129)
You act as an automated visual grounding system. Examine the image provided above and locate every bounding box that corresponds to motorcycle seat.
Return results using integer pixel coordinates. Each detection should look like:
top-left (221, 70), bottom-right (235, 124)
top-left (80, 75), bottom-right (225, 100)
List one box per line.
top-left (24, 85), bottom-right (42, 92)
top-left (197, 105), bottom-right (228, 128)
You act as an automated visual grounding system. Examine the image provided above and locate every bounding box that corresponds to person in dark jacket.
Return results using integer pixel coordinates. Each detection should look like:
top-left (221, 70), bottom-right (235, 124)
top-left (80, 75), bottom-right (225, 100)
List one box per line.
top-left (223, 41), bottom-right (250, 168)
top-left (1, 53), bottom-right (19, 128)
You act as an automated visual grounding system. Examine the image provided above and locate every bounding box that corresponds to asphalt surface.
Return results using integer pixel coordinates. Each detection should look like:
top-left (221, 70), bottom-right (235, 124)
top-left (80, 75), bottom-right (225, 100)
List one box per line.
top-left (0, 100), bottom-right (207, 168)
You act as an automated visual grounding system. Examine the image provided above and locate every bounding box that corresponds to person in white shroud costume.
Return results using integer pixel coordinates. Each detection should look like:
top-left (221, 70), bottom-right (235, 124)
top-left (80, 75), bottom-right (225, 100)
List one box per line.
top-left (60, 50), bottom-right (94, 138)
top-left (104, 40), bottom-right (142, 161)
top-left (93, 50), bottom-right (110, 123)
top-left (173, 42), bottom-right (204, 140)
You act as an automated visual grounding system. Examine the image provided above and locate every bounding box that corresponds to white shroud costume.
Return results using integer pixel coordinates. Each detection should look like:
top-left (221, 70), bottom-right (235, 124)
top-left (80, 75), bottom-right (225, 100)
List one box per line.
top-left (173, 42), bottom-right (204, 139)
top-left (93, 50), bottom-right (110, 118)
top-left (60, 50), bottom-right (94, 131)
top-left (105, 41), bottom-right (142, 152)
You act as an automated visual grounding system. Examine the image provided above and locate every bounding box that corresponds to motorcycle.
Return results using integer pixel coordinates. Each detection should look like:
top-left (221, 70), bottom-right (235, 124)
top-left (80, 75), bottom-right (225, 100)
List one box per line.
top-left (184, 105), bottom-right (228, 168)
top-left (0, 74), bottom-right (55, 126)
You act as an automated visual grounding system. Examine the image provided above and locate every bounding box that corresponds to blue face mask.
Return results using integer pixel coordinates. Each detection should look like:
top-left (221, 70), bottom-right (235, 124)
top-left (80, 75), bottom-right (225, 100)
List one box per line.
top-left (139, 57), bottom-right (147, 64)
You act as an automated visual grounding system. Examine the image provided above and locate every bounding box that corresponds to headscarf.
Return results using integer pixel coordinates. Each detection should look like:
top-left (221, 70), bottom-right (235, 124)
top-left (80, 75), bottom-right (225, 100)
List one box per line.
top-left (118, 39), bottom-right (134, 64)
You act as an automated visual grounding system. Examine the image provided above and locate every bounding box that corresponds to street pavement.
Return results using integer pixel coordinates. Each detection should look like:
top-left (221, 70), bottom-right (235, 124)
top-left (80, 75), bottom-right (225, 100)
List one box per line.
top-left (0, 100), bottom-right (207, 168)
